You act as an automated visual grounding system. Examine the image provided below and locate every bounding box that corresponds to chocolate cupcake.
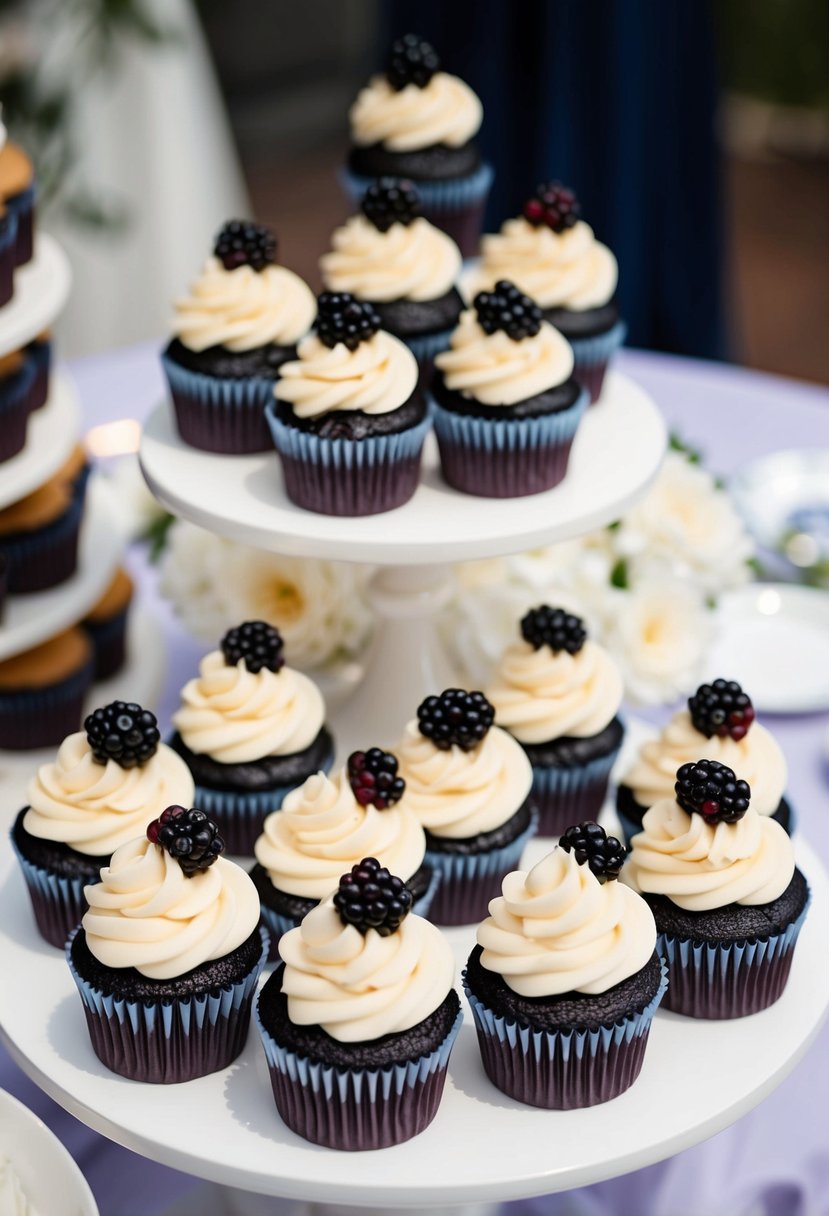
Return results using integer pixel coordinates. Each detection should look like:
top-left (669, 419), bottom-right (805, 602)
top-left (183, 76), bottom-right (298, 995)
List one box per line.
top-left (626, 760), bottom-right (809, 1019)
top-left (0, 117), bottom-right (35, 266)
top-left (256, 860), bottom-right (462, 1149)
top-left (0, 445), bottom-right (90, 593)
top-left (432, 282), bottom-right (587, 497)
top-left (395, 689), bottom-right (536, 925)
top-left (0, 628), bottom-right (94, 752)
top-left (464, 824), bottom-right (666, 1109)
top-left (267, 291), bottom-right (429, 516)
top-left (617, 678), bottom-right (793, 843)
top-left (169, 622), bottom-right (334, 855)
top-left (81, 566), bottom-right (133, 680)
top-left (343, 35), bottom-right (492, 256)
top-left (162, 220), bottom-right (315, 453)
top-left (25, 331), bottom-right (51, 411)
top-left (0, 203), bottom-right (17, 306)
top-left (473, 182), bottom-right (625, 402)
top-left (487, 606), bottom-right (625, 836)
top-left (320, 177), bottom-right (462, 376)
top-left (11, 700), bottom-right (194, 948)
top-left (0, 350), bottom-right (35, 463)
top-left (252, 749), bottom-right (437, 957)
top-left (67, 806), bottom-right (267, 1083)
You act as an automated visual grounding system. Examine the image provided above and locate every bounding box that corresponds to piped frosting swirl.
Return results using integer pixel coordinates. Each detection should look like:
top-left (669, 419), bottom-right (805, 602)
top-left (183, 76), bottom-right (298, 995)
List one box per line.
top-left (275, 330), bottom-right (418, 418)
top-left (172, 257), bottom-right (315, 352)
top-left (435, 310), bottom-right (574, 405)
top-left (320, 214), bottom-right (461, 302)
top-left (350, 72), bottom-right (482, 151)
top-left (475, 218), bottom-right (618, 311)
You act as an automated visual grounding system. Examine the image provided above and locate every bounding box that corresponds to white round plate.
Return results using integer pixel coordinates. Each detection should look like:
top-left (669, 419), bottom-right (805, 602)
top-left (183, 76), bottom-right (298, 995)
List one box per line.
top-left (706, 584), bottom-right (829, 713)
top-left (0, 1087), bottom-right (98, 1215)
top-left (0, 236), bottom-right (72, 358)
top-left (0, 476), bottom-right (126, 661)
top-left (140, 371), bottom-right (666, 564)
top-left (0, 374), bottom-right (80, 509)
top-left (0, 838), bottom-right (825, 1207)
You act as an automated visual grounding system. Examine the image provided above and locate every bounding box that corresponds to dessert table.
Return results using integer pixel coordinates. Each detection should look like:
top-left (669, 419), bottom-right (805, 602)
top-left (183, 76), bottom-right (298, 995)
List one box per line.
top-left (2, 342), bottom-right (829, 1216)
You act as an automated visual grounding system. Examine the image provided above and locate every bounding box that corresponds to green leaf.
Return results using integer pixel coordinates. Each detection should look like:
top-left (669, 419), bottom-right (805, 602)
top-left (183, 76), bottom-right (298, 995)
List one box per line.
top-left (669, 431), bottom-right (704, 465)
top-left (610, 558), bottom-right (629, 589)
top-left (143, 512), bottom-right (176, 563)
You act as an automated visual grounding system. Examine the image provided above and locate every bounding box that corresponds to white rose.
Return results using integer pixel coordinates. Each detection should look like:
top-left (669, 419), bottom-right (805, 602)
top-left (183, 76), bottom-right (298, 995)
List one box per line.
top-left (107, 454), bottom-right (169, 541)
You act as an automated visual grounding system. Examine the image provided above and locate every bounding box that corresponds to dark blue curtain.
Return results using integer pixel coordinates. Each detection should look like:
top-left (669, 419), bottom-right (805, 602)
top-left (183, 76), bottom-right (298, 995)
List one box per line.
top-left (381, 1), bottom-right (726, 360)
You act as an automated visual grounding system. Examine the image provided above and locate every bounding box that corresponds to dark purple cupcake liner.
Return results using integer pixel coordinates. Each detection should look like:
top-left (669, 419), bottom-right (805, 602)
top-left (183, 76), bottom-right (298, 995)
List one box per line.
top-left (6, 185), bottom-right (35, 266)
top-left (161, 351), bottom-right (276, 454)
top-left (0, 657), bottom-right (94, 751)
top-left (82, 607), bottom-right (129, 682)
top-left (10, 838), bottom-right (90, 949)
top-left (0, 553), bottom-right (7, 620)
top-left (26, 338), bottom-right (51, 412)
top-left (531, 745), bottom-right (623, 838)
top-left (1, 491), bottom-right (83, 593)
top-left (569, 321), bottom-right (626, 405)
top-left (0, 210), bottom-right (17, 307)
top-left (0, 357), bottom-right (35, 463)
top-left (425, 810), bottom-right (537, 927)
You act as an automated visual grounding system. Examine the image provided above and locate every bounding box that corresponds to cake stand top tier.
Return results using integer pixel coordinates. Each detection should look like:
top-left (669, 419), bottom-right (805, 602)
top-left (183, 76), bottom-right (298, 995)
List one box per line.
top-left (140, 370), bottom-right (666, 565)
top-left (0, 236), bottom-right (71, 358)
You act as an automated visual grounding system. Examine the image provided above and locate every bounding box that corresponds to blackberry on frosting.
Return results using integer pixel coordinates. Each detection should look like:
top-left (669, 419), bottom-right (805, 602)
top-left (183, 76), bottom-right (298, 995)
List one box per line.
top-left (146, 805), bottom-right (224, 877)
top-left (213, 220), bottom-right (277, 272)
top-left (221, 620), bottom-right (285, 674)
top-left (417, 688), bottom-right (495, 752)
top-left (559, 821), bottom-right (626, 883)
top-left (316, 291), bottom-right (381, 351)
top-left (520, 605), bottom-right (587, 655)
top-left (386, 34), bottom-right (441, 91)
top-left (333, 857), bottom-right (413, 935)
top-left (347, 748), bottom-right (405, 808)
top-left (473, 280), bottom-right (543, 342)
top-left (522, 182), bottom-right (581, 233)
top-left (84, 701), bottom-right (160, 768)
top-left (688, 679), bottom-right (755, 742)
top-left (675, 759), bottom-right (751, 825)
top-left (361, 177), bottom-right (421, 232)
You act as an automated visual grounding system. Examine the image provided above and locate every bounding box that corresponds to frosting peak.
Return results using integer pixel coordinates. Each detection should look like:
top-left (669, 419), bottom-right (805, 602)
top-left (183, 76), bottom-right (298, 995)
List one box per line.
top-left (435, 310), bottom-right (574, 405)
top-left (172, 257), bottom-right (315, 352)
top-left (475, 218), bottom-right (617, 312)
top-left (350, 72), bottom-right (482, 151)
top-left (320, 214), bottom-right (461, 302)
top-left (275, 330), bottom-right (418, 418)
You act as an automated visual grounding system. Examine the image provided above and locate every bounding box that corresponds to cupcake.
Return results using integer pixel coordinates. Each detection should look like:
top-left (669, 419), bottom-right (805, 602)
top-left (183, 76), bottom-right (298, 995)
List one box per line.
top-left (0, 445), bottom-right (89, 593)
top-left (0, 116), bottom-right (35, 266)
top-left (473, 182), bottom-right (625, 402)
top-left (169, 622), bottom-right (335, 855)
top-left (256, 859), bottom-right (462, 1149)
top-left (162, 220), bottom-right (316, 454)
top-left (251, 747), bottom-right (437, 956)
top-left (320, 177), bottom-right (463, 376)
top-left (344, 34), bottom-right (492, 257)
top-left (432, 281), bottom-right (587, 498)
top-left (81, 566), bottom-right (134, 680)
top-left (0, 628), bottom-right (94, 752)
top-left (487, 606), bottom-right (624, 836)
top-left (626, 759), bottom-right (809, 1019)
top-left (0, 202), bottom-right (16, 307)
top-left (266, 291), bottom-right (429, 516)
top-left (67, 805), bottom-right (267, 1083)
top-left (25, 331), bottom-right (51, 411)
top-left (0, 350), bottom-right (35, 463)
top-left (395, 688), bottom-right (536, 925)
top-left (11, 700), bottom-right (194, 949)
top-left (0, 553), bottom-right (7, 618)
top-left (617, 678), bottom-right (792, 844)
top-left (464, 823), bottom-right (665, 1109)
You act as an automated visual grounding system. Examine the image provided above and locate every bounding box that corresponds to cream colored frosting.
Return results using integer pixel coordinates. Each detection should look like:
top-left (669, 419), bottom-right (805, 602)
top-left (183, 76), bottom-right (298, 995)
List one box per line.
top-left (626, 798), bottom-right (795, 911)
top-left (320, 214), bottom-right (461, 302)
top-left (475, 218), bottom-right (618, 311)
top-left (0, 1158), bottom-right (32, 1216)
top-left (254, 769), bottom-right (426, 898)
top-left (280, 897), bottom-right (454, 1041)
top-left (623, 710), bottom-right (787, 818)
top-left (478, 846), bottom-right (656, 996)
top-left (173, 649), bottom-right (325, 764)
top-left (350, 72), bottom-right (482, 151)
top-left (23, 734), bottom-right (194, 857)
top-left (395, 719), bottom-right (532, 840)
top-left (172, 256), bottom-right (315, 352)
top-left (487, 639), bottom-right (623, 745)
top-left (435, 310), bottom-right (574, 406)
top-left (82, 836), bottom-right (261, 979)
top-left (276, 330), bottom-right (418, 418)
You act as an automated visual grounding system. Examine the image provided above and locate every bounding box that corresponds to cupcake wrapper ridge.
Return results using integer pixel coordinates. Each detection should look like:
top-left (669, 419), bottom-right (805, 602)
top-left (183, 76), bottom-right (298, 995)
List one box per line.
top-left (0, 658), bottom-right (94, 751)
top-left (10, 837), bottom-right (90, 950)
top-left (531, 742), bottom-right (623, 838)
top-left (0, 210), bottom-right (18, 307)
top-left (0, 358), bottom-right (35, 463)
top-left (162, 352), bottom-right (276, 454)
top-left (569, 320), bottom-right (627, 404)
top-left (0, 490), bottom-right (84, 593)
top-left (26, 339), bottom-right (52, 412)
top-left (464, 957), bottom-right (667, 1109)
top-left (425, 809), bottom-right (538, 926)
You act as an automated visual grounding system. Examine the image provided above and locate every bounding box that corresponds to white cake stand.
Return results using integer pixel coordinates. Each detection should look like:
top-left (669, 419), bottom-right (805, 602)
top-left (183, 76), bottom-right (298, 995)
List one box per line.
top-left (0, 236), bottom-right (71, 358)
top-left (140, 370), bottom-right (667, 749)
top-left (0, 374), bottom-right (80, 509)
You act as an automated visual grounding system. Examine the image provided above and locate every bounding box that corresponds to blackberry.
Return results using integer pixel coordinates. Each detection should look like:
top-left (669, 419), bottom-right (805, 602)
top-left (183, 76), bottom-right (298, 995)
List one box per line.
top-left (221, 620), bottom-right (285, 674)
top-left (522, 182), bottom-right (581, 233)
top-left (386, 34), bottom-right (440, 91)
top-left (85, 701), bottom-right (160, 768)
top-left (333, 858), bottom-right (413, 936)
top-left (688, 679), bottom-right (756, 742)
top-left (417, 688), bottom-right (494, 752)
top-left (347, 748), bottom-right (405, 809)
top-left (473, 280), bottom-right (543, 342)
top-left (361, 177), bottom-right (421, 232)
top-left (316, 291), bottom-right (381, 351)
top-left (675, 759), bottom-right (751, 825)
top-left (521, 605), bottom-right (587, 655)
top-left (146, 805), bottom-right (224, 877)
top-left (213, 220), bottom-right (277, 272)
top-left (559, 822), bottom-right (626, 883)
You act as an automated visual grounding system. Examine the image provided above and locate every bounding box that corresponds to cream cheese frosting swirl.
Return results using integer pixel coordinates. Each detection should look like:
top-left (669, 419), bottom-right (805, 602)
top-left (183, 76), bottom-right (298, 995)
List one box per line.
top-left (254, 769), bottom-right (426, 898)
top-left (82, 837), bottom-right (261, 979)
top-left (172, 256), bottom-right (316, 352)
top-left (276, 330), bottom-right (418, 417)
top-left (487, 639), bottom-right (623, 744)
top-left (475, 218), bottom-right (618, 311)
top-left (396, 720), bottom-right (532, 839)
top-left (350, 73), bottom-right (482, 151)
top-left (173, 649), bottom-right (324, 763)
top-left (23, 734), bottom-right (194, 857)
top-left (622, 710), bottom-right (787, 817)
top-left (626, 798), bottom-right (794, 911)
top-left (435, 310), bottom-right (574, 406)
top-left (320, 215), bottom-right (461, 302)
top-left (280, 898), bottom-right (454, 1041)
top-left (478, 847), bottom-right (656, 996)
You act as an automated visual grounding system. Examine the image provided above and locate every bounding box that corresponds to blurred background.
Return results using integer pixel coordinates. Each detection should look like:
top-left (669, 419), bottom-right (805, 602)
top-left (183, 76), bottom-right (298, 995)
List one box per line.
top-left (1, 0), bottom-right (827, 380)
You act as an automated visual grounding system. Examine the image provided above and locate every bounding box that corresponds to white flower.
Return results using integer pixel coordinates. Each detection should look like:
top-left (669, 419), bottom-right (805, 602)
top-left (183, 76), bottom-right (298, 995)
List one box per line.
top-left (159, 522), bottom-right (235, 642)
top-left (107, 454), bottom-right (169, 541)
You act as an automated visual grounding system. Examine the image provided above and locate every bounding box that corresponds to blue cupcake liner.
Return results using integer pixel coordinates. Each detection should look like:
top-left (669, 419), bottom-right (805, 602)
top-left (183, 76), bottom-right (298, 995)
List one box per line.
top-left (10, 834), bottom-right (93, 949)
top-left (66, 923), bottom-right (269, 1083)
top-left (6, 183), bottom-right (34, 265)
top-left (0, 489), bottom-right (83, 593)
top-left (0, 357), bottom-right (35, 461)
top-left (531, 740), bottom-right (623, 838)
top-left (161, 351), bottom-right (276, 454)
top-left (657, 896), bottom-right (809, 1018)
top-left (0, 210), bottom-right (17, 305)
top-left (403, 327), bottom-right (453, 369)
top-left (341, 162), bottom-right (494, 214)
top-left (569, 320), bottom-right (627, 404)
top-left (0, 655), bottom-right (94, 752)
top-left (425, 806), bottom-right (538, 926)
top-left (463, 957), bottom-right (667, 1108)
top-left (266, 400), bottom-right (432, 516)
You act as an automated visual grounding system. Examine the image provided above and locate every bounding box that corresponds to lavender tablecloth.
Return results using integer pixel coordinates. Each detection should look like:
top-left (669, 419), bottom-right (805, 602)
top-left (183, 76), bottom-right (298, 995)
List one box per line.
top-left (3, 344), bottom-right (828, 1216)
